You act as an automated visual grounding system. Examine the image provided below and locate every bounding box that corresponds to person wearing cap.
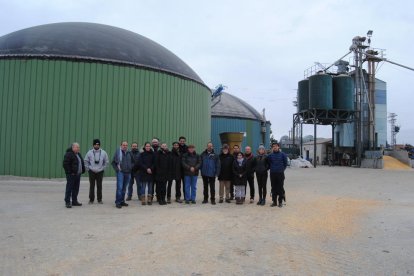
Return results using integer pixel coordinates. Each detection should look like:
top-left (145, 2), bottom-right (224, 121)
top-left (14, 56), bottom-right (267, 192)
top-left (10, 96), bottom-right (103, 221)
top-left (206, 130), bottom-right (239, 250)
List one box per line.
top-left (84, 139), bottom-right (109, 204)
top-left (254, 145), bottom-right (269, 206)
top-left (181, 144), bottom-right (201, 204)
top-left (267, 142), bottom-right (288, 208)
top-left (62, 142), bottom-right (85, 208)
top-left (200, 142), bottom-right (221, 205)
top-left (218, 144), bottom-right (234, 203)
top-left (111, 141), bottom-right (133, 209)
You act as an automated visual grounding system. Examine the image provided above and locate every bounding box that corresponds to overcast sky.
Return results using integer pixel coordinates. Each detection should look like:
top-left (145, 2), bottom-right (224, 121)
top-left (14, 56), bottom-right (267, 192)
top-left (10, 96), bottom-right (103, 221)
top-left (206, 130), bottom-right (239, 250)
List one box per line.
top-left (1, 0), bottom-right (413, 144)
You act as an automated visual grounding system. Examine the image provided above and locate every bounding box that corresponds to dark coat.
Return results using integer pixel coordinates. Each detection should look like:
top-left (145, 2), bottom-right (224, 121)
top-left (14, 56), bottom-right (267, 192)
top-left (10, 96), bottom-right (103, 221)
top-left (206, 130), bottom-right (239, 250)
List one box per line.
top-left (155, 149), bottom-right (172, 182)
top-left (218, 152), bottom-right (234, 181)
top-left (182, 152), bottom-right (201, 176)
top-left (63, 148), bottom-right (85, 175)
top-left (244, 153), bottom-right (256, 176)
top-left (232, 159), bottom-right (247, 186)
top-left (179, 144), bottom-right (188, 154)
top-left (267, 151), bottom-right (288, 173)
top-left (138, 150), bottom-right (156, 182)
top-left (200, 149), bottom-right (220, 177)
top-left (254, 154), bottom-right (269, 174)
top-left (170, 148), bottom-right (182, 180)
top-left (130, 149), bottom-right (140, 173)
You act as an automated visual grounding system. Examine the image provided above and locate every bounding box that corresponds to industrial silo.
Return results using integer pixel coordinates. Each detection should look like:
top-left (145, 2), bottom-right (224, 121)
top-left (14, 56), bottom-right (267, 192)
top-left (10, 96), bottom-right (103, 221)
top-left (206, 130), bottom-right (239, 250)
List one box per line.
top-left (332, 75), bottom-right (354, 110)
top-left (309, 73), bottom-right (333, 109)
top-left (211, 92), bottom-right (271, 150)
top-left (0, 22), bottom-right (211, 178)
top-left (297, 79), bottom-right (309, 112)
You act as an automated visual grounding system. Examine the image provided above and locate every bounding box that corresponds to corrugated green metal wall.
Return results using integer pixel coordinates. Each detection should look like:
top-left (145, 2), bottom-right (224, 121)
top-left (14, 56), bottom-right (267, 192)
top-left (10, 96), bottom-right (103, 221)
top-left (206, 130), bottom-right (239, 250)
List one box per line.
top-left (0, 59), bottom-right (211, 178)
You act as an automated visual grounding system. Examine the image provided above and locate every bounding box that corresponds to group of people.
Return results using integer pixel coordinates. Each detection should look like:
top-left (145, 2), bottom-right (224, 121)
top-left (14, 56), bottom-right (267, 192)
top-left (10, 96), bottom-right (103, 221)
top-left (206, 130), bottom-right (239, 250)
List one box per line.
top-left (62, 136), bottom-right (288, 209)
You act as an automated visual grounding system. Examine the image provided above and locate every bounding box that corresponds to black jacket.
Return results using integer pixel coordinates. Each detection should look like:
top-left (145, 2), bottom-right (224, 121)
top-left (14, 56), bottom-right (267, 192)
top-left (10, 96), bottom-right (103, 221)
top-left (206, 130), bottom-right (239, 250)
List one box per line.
top-left (179, 144), bottom-right (188, 154)
top-left (181, 152), bottom-right (201, 176)
top-left (232, 159), bottom-right (247, 186)
top-left (170, 148), bottom-right (182, 180)
top-left (254, 154), bottom-right (269, 174)
top-left (155, 149), bottom-right (172, 182)
top-left (218, 152), bottom-right (234, 181)
top-left (63, 148), bottom-right (85, 175)
top-left (244, 153), bottom-right (256, 176)
top-left (138, 150), bottom-right (156, 182)
top-left (130, 149), bottom-right (140, 173)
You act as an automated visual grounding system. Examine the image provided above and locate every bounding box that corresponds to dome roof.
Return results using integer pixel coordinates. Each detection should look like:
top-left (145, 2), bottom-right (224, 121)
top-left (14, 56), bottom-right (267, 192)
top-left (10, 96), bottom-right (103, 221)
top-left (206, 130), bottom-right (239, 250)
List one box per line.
top-left (211, 92), bottom-right (263, 121)
top-left (0, 22), bottom-right (204, 84)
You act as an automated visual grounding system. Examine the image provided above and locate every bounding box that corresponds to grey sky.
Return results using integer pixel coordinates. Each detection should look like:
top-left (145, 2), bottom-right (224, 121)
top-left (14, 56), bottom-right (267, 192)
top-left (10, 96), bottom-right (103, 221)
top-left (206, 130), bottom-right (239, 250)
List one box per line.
top-left (1, 0), bottom-right (413, 144)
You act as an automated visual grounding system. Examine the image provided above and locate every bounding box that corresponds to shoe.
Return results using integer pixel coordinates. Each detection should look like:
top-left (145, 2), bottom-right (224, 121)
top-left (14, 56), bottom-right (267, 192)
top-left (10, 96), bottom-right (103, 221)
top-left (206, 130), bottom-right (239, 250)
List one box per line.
top-left (159, 201), bottom-right (167, 205)
top-left (126, 196), bottom-right (132, 201)
top-left (271, 202), bottom-right (277, 207)
top-left (202, 199), bottom-right (208, 204)
top-left (278, 202), bottom-right (283, 208)
top-left (219, 199), bottom-right (223, 203)
top-left (147, 196), bottom-right (153, 206)
top-left (88, 201), bottom-right (94, 205)
top-left (176, 198), bottom-right (183, 203)
top-left (261, 199), bottom-right (266, 206)
top-left (211, 200), bottom-right (216, 205)
top-left (257, 199), bottom-right (262, 205)
top-left (225, 199), bottom-right (231, 203)
top-left (98, 201), bottom-right (103, 204)
top-left (230, 196), bottom-right (234, 200)
top-left (191, 200), bottom-right (196, 204)
top-left (185, 200), bottom-right (190, 204)
top-left (65, 203), bottom-right (72, 208)
top-left (116, 204), bottom-right (122, 208)
top-left (72, 202), bottom-right (82, 206)
top-left (120, 202), bottom-right (129, 207)
top-left (167, 198), bottom-right (171, 204)
top-left (250, 198), bottom-right (254, 204)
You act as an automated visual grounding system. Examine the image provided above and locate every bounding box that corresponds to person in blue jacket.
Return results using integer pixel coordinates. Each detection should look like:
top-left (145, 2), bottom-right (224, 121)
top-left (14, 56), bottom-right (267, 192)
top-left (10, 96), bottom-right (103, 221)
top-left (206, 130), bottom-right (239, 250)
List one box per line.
top-left (200, 142), bottom-right (221, 205)
top-left (267, 142), bottom-right (288, 208)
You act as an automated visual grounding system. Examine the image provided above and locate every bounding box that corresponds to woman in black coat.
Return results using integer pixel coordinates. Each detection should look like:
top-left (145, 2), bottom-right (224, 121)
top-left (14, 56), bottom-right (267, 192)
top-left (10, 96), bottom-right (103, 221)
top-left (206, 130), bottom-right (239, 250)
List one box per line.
top-left (138, 142), bottom-right (155, 205)
top-left (232, 152), bottom-right (247, 204)
top-left (155, 143), bottom-right (171, 205)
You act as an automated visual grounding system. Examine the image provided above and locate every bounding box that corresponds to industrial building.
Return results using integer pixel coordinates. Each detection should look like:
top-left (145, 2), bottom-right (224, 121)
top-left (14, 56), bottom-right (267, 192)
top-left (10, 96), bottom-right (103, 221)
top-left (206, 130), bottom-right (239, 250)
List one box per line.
top-left (0, 22), bottom-right (211, 178)
top-left (211, 92), bottom-right (271, 151)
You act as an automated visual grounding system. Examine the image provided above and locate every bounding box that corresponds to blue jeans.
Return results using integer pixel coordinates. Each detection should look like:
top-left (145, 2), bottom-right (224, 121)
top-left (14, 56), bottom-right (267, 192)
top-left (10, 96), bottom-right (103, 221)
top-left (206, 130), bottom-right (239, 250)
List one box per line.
top-left (184, 176), bottom-right (198, 201)
top-left (115, 172), bottom-right (131, 205)
top-left (140, 181), bottom-right (153, 197)
top-left (128, 172), bottom-right (141, 197)
top-left (65, 174), bottom-right (81, 203)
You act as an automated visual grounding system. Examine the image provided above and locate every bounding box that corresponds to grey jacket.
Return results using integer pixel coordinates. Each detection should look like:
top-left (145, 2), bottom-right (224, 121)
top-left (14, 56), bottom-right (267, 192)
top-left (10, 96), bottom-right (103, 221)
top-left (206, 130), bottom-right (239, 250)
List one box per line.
top-left (111, 148), bottom-right (133, 173)
top-left (84, 149), bottom-right (109, 173)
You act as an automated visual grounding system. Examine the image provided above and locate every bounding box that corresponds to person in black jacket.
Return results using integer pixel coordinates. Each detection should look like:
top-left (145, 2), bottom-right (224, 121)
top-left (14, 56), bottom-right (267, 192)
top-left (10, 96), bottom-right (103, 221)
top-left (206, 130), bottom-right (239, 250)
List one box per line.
top-left (244, 146), bottom-right (257, 203)
top-left (254, 145), bottom-right (269, 206)
top-left (126, 142), bottom-right (141, 201)
top-left (62, 142), bottom-right (85, 208)
top-left (138, 142), bottom-right (156, 205)
top-left (232, 152), bottom-right (247, 205)
top-left (155, 143), bottom-right (171, 205)
top-left (178, 136), bottom-right (188, 198)
top-left (218, 144), bottom-right (234, 203)
top-left (168, 142), bottom-right (182, 203)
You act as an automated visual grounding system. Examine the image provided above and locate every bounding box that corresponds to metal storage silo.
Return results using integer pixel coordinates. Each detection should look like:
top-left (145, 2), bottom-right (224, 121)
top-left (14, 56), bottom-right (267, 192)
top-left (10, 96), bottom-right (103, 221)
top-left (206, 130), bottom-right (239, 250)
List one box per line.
top-left (309, 74), bottom-right (333, 109)
top-left (297, 79), bottom-right (309, 112)
top-left (0, 22), bottom-right (211, 178)
top-left (333, 75), bottom-right (354, 110)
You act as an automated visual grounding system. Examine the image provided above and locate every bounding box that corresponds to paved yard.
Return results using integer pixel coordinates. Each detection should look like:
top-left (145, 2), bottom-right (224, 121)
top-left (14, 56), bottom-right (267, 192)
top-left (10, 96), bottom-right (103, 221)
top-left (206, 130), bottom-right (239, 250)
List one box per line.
top-left (1, 166), bottom-right (413, 275)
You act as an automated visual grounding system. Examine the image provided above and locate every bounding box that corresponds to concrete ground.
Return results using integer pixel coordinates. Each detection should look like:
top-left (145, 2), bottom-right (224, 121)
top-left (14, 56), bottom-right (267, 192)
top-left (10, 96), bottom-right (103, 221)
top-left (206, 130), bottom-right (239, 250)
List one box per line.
top-left (1, 166), bottom-right (413, 275)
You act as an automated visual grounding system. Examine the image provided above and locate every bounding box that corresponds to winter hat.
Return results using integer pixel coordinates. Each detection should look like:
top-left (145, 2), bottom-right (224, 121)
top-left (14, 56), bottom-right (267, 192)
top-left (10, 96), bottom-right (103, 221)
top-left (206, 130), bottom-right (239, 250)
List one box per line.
top-left (258, 145), bottom-right (265, 151)
top-left (93, 139), bottom-right (101, 145)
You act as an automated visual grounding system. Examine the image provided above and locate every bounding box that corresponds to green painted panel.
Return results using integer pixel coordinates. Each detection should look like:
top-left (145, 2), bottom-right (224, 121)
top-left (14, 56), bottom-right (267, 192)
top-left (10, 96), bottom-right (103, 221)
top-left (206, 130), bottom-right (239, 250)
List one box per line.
top-left (0, 59), bottom-right (211, 177)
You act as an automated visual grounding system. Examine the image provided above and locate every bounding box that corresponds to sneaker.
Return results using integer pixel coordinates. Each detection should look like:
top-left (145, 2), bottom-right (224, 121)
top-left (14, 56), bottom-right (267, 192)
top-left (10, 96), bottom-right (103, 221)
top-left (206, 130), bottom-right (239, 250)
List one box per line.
top-left (211, 200), bottom-right (216, 205)
top-left (88, 201), bottom-right (94, 205)
top-left (98, 201), bottom-right (103, 204)
top-left (120, 202), bottom-right (129, 207)
top-left (225, 199), bottom-right (231, 203)
top-left (191, 200), bottom-right (196, 204)
top-left (202, 199), bottom-right (208, 204)
top-left (271, 202), bottom-right (277, 207)
top-left (116, 204), bottom-right (122, 208)
top-left (185, 200), bottom-right (190, 204)
top-left (72, 202), bottom-right (82, 206)
top-left (219, 199), bottom-right (223, 203)
top-left (159, 201), bottom-right (167, 205)
top-left (126, 196), bottom-right (132, 201)
top-left (257, 199), bottom-right (262, 205)
top-left (250, 198), bottom-right (254, 204)
top-left (230, 196), bottom-right (234, 200)
top-left (65, 203), bottom-right (72, 208)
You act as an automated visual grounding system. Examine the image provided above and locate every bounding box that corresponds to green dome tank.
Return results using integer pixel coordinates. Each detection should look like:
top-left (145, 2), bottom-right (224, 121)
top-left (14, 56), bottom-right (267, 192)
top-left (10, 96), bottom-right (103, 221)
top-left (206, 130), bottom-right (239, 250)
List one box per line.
top-left (297, 79), bottom-right (309, 112)
top-left (333, 75), bottom-right (354, 110)
top-left (309, 74), bottom-right (333, 109)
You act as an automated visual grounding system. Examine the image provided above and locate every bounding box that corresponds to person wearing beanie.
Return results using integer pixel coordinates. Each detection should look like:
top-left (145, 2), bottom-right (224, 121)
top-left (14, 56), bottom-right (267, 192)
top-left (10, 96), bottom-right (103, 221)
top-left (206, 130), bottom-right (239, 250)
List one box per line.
top-left (232, 152), bottom-right (247, 204)
top-left (84, 139), bottom-right (109, 204)
top-left (218, 144), bottom-right (234, 203)
top-left (254, 145), bottom-right (269, 206)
